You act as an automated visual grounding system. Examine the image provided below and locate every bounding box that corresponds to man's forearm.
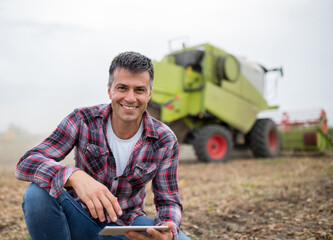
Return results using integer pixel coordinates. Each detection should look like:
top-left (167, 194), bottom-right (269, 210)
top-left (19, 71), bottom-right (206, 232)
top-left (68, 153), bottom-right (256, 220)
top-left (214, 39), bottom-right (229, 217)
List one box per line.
top-left (15, 152), bottom-right (79, 197)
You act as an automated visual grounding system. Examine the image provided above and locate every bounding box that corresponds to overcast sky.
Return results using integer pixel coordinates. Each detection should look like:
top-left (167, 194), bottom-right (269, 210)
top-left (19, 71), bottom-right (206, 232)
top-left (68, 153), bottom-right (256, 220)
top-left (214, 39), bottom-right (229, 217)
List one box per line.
top-left (0, 0), bottom-right (332, 134)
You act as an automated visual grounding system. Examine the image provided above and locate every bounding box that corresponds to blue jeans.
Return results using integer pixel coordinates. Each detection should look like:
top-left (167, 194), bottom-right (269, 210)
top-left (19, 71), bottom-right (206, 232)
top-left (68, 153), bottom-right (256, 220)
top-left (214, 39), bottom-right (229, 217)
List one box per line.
top-left (22, 183), bottom-right (190, 240)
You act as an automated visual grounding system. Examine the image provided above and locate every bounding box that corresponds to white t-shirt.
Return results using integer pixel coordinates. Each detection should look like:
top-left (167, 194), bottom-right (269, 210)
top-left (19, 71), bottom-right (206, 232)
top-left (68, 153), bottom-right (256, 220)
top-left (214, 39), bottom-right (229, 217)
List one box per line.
top-left (107, 116), bottom-right (144, 177)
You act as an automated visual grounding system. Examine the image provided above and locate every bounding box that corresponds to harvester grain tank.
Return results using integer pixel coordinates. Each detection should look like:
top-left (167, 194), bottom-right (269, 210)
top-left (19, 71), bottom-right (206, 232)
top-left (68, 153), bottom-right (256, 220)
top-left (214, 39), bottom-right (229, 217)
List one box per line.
top-left (148, 43), bottom-right (283, 162)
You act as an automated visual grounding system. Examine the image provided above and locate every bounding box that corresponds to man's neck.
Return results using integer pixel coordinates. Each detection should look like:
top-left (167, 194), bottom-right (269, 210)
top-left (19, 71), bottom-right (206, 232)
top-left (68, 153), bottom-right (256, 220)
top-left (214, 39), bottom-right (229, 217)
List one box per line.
top-left (110, 115), bottom-right (142, 140)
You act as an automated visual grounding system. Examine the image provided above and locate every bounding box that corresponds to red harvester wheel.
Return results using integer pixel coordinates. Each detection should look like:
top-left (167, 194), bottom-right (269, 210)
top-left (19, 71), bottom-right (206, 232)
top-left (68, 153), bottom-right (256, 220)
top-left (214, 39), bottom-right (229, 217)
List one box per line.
top-left (193, 125), bottom-right (233, 162)
top-left (207, 134), bottom-right (227, 159)
top-left (268, 129), bottom-right (278, 152)
top-left (247, 118), bottom-right (280, 158)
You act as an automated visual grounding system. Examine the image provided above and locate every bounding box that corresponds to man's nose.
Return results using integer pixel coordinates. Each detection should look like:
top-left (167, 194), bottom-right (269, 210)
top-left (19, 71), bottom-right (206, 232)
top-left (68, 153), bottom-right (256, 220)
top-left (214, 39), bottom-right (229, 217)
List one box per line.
top-left (124, 90), bottom-right (136, 102)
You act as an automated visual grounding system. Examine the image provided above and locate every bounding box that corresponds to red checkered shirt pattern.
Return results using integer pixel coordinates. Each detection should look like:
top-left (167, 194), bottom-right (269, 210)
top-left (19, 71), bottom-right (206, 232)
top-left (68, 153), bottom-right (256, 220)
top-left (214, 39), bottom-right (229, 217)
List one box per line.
top-left (15, 104), bottom-right (183, 239)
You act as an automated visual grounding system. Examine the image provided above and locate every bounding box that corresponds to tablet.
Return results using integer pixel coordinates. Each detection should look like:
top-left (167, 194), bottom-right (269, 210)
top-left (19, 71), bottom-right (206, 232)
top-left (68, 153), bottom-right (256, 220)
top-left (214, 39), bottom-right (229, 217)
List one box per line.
top-left (99, 226), bottom-right (169, 236)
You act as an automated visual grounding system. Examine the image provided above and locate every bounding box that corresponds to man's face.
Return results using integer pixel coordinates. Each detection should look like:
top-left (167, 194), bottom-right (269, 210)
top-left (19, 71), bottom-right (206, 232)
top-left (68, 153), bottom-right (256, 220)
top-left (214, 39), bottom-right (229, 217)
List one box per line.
top-left (108, 67), bottom-right (152, 127)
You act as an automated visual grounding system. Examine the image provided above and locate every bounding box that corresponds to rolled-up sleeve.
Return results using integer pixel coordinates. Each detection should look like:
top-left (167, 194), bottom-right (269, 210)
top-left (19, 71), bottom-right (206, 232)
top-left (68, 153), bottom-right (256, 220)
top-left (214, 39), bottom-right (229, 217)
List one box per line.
top-left (15, 110), bottom-right (81, 198)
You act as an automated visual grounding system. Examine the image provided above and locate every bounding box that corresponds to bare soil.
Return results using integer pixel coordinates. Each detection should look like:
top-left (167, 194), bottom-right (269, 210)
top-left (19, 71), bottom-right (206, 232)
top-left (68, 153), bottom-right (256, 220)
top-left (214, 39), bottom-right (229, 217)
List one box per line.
top-left (1, 154), bottom-right (332, 240)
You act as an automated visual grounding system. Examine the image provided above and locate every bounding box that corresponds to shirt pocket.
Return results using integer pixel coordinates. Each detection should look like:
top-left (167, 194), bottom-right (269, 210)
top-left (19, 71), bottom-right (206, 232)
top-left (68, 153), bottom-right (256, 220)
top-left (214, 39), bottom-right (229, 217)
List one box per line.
top-left (84, 143), bottom-right (108, 174)
top-left (129, 162), bottom-right (158, 187)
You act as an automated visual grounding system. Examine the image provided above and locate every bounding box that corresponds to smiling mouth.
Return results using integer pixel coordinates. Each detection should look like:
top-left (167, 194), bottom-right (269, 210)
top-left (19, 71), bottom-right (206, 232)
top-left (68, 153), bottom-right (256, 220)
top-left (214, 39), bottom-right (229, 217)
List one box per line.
top-left (121, 104), bottom-right (137, 110)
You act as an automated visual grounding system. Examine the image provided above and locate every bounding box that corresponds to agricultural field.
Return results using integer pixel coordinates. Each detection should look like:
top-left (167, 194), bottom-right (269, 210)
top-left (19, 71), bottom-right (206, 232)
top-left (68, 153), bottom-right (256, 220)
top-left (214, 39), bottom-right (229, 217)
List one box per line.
top-left (0, 147), bottom-right (332, 240)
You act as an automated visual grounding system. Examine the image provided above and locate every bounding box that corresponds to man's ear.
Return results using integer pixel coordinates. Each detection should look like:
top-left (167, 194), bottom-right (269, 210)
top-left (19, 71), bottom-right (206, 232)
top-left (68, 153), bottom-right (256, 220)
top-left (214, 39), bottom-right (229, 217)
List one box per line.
top-left (107, 84), bottom-right (112, 99)
top-left (148, 87), bottom-right (152, 100)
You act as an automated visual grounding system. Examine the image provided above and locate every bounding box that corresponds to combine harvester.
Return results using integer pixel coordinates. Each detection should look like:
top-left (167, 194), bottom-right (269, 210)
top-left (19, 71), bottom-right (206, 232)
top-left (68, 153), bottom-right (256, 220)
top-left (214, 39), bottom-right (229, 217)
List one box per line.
top-left (148, 42), bottom-right (283, 162)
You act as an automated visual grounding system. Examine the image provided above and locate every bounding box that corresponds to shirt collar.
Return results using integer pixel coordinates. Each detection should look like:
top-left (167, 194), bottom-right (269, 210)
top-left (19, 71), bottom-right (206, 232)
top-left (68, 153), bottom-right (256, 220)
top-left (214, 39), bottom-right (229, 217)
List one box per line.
top-left (92, 104), bottom-right (159, 140)
top-left (142, 111), bottom-right (159, 139)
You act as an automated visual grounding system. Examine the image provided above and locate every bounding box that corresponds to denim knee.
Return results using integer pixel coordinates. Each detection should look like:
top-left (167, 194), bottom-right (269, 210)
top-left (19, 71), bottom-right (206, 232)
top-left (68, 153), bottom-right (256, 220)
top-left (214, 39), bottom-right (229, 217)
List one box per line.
top-left (22, 183), bottom-right (55, 215)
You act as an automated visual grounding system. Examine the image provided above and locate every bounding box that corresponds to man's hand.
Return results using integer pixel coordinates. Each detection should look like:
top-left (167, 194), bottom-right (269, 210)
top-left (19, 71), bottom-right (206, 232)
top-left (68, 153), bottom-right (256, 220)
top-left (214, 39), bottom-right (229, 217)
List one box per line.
top-left (125, 222), bottom-right (174, 240)
top-left (65, 170), bottom-right (122, 222)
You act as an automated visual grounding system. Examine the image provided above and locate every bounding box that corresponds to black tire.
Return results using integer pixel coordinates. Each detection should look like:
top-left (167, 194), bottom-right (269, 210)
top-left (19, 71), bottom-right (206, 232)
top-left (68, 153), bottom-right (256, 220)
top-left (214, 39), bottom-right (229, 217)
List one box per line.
top-left (247, 119), bottom-right (280, 158)
top-left (193, 125), bottom-right (233, 162)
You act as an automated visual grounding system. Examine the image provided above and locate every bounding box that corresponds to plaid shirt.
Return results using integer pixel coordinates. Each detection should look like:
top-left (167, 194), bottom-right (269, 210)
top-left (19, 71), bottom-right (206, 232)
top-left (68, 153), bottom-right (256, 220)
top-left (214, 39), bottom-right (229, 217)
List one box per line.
top-left (15, 104), bottom-right (182, 238)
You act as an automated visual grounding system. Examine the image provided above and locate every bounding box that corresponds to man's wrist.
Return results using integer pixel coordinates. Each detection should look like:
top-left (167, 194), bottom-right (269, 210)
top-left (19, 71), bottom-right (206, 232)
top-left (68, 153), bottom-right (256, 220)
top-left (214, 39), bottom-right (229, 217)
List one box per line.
top-left (65, 169), bottom-right (83, 187)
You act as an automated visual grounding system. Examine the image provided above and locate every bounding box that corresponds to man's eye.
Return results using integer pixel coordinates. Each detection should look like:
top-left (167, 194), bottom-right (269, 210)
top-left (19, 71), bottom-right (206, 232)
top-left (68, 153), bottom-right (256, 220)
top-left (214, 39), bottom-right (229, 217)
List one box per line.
top-left (136, 89), bottom-right (145, 93)
top-left (118, 86), bottom-right (126, 90)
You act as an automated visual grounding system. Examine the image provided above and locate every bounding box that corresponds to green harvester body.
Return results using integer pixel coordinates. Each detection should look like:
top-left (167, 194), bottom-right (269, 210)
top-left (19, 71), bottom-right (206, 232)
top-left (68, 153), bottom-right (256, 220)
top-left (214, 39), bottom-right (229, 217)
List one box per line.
top-left (151, 43), bottom-right (271, 134)
top-left (148, 43), bottom-right (283, 162)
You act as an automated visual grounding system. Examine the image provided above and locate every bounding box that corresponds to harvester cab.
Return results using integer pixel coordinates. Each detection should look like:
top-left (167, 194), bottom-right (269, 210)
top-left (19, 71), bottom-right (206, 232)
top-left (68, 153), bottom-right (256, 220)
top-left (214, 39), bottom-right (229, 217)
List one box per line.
top-left (148, 43), bottom-right (283, 162)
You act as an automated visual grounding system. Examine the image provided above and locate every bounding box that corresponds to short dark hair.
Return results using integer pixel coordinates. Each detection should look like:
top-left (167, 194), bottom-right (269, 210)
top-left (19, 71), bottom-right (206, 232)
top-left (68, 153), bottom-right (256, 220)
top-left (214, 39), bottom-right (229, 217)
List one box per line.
top-left (108, 51), bottom-right (154, 89)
